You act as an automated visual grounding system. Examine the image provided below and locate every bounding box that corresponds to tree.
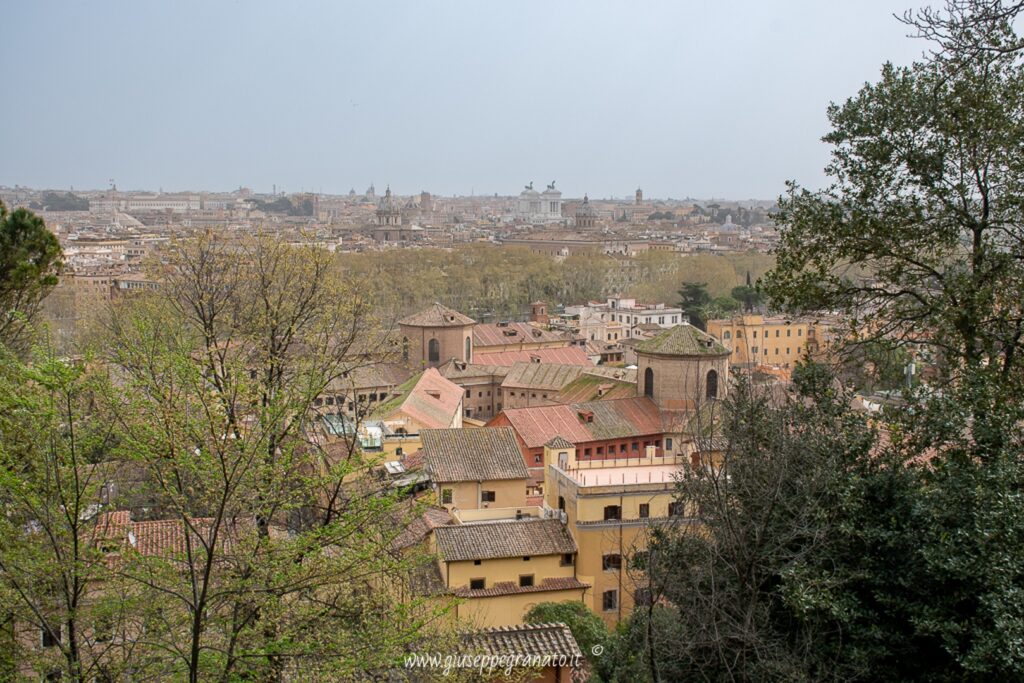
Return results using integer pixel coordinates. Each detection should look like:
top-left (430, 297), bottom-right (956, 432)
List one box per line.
top-left (524, 601), bottom-right (608, 669)
top-left (677, 282), bottom-right (711, 330)
top-left (0, 346), bottom-right (139, 682)
top-left (0, 201), bottom-right (63, 352)
top-left (99, 233), bottom-right (449, 681)
top-left (730, 285), bottom-right (763, 313)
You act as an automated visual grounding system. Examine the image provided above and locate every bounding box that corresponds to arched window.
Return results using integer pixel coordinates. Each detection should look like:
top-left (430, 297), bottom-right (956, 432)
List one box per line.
top-left (428, 338), bottom-right (440, 363)
top-left (465, 336), bottom-right (472, 362)
top-left (706, 369), bottom-right (719, 400)
top-left (644, 367), bottom-right (654, 398)
top-left (723, 331), bottom-right (731, 340)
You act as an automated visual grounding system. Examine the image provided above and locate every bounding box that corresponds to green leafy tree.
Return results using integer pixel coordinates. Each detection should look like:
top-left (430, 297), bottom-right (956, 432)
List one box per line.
top-left (0, 201), bottom-right (63, 352)
top-left (677, 281), bottom-right (711, 330)
top-left (524, 601), bottom-right (608, 670)
top-left (729, 284), bottom-right (762, 312)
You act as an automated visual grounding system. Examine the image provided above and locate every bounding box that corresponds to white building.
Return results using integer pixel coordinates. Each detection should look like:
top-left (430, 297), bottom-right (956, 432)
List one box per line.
top-left (514, 181), bottom-right (563, 223)
top-left (564, 296), bottom-right (685, 341)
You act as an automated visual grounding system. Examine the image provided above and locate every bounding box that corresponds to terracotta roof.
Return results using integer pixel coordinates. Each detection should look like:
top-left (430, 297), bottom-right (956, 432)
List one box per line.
top-left (452, 577), bottom-right (589, 598)
top-left (635, 324), bottom-right (729, 356)
top-left (325, 362), bottom-right (412, 392)
top-left (435, 358), bottom-right (510, 381)
top-left (399, 303), bottom-right (475, 328)
top-left (492, 397), bottom-right (664, 449)
top-left (422, 427), bottom-right (529, 483)
top-left (381, 368), bottom-right (463, 430)
top-left (434, 519), bottom-right (577, 562)
top-left (465, 622), bottom-right (583, 660)
top-left (545, 436), bottom-right (575, 449)
top-left (472, 346), bottom-right (593, 367)
top-left (392, 506), bottom-right (453, 551)
top-left (501, 362), bottom-right (586, 391)
top-left (555, 374), bottom-right (637, 404)
top-left (473, 322), bottom-right (568, 349)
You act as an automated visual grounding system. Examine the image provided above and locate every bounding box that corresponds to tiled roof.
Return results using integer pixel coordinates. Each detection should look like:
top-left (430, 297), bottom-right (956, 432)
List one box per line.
top-left (381, 368), bottom-right (463, 429)
top-left (434, 519), bottom-right (577, 562)
top-left (473, 323), bottom-right (568, 349)
top-left (435, 358), bottom-right (510, 381)
top-left (452, 577), bottom-right (589, 598)
top-left (555, 374), bottom-right (637, 404)
top-left (501, 362), bottom-right (586, 391)
top-left (545, 436), bottom-right (575, 449)
top-left (472, 346), bottom-right (593, 367)
top-left (392, 506), bottom-right (453, 551)
top-left (465, 622), bottom-right (583, 660)
top-left (325, 362), bottom-right (412, 392)
top-left (635, 324), bottom-right (729, 356)
top-left (423, 427), bottom-right (528, 483)
top-left (492, 397), bottom-right (664, 449)
top-left (399, 303), bottom-right (475, 328)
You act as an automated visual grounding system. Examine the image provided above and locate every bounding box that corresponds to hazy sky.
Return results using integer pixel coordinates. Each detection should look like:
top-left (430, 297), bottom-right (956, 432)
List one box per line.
top-left (2, 1), bottom-right (927, 200)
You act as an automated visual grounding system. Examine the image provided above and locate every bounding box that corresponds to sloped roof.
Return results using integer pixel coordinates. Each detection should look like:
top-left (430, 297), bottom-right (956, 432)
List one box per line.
top-left (423, 427), bottom-right (529, 483)
top-left (465, 622), bottom-right (583, 660)
top-left (435, 358), bottom-right (510, 381)
top-left (501, 362), bottom-right (585, 391)
top-left (380, 368), bottom-right (463, 429)
top-left (473, 322), bottom-right (568, 348)
top-left (636, 324), bottom-right (729, 356)
top-left (555, 374), bottom-right (637, 403)
top-left (452, 577), bottom-right (590, 599)
top-left (399, 303), bottom-right (475, 328)
top-left (434, 519), bottom-right (577, 562)
top-left (473, 346), bottom-right (593, 367)
top-left (492, 397), bottom-right (664, 449)
top-left (391, 506), bottom-right (453, 551)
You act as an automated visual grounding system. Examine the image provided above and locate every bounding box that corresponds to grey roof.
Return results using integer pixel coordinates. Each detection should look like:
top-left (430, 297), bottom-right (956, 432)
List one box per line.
top-left (399, 303), bottom-right (475, 328)
top-left (466, 622), bottom-right (583, 660)
top-left (545, 436), bottom-right (575, 449)
top-left (422, 427), bottom-right (529, 483)
top-left (434, 519), bottom-right (577, 562)
top-left (635, 324), bottom-right (729, 356)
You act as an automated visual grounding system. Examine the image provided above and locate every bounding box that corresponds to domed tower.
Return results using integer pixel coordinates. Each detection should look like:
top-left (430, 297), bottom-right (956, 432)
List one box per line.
top-left (398, 303), bottom-right (476, 368)
top-left (635, 323), bottom-right (730, 411)
top-left (376, 186), bottom-right (401, 226)
top-left (575, 194), bottom-right (597, 229)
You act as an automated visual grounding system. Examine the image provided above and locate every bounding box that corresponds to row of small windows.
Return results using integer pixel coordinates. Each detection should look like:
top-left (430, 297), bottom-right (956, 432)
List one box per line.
top-left (723, 328), bottom-right (803, 341)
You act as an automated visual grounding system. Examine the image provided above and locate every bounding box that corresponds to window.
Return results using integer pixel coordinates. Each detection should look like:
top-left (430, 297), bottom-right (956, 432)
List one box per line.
top-left (798, 329), bottom-right (803, 336)
top-left (558, 496), bottom-right (565, 511)
top-left (428, 338), bottom-right (440, 363)
top-left (602, 590), bottom-right (618, 611)
top-left (465, 409), bottom-right (471, 417)
top-left (723, 331), bottom-right (731, 340)
top-left (706, 369), bottom-right (719, 400)
top-left (620, 444), bottom-right (628, 454)
top-left (753, 330), bottom-right (757, 338)
top-left (751, 346), bottom-right (758, 354)
top-left (632, 550), bottom-right (651, 570)
top-left (665, 437), bottom-right (673, 451)
top-left (643, 367), bottom-right (654, 398)
top-left (787, 329), bottom-right (792, 337)
top-left (470, 578), bottom-right (485, 590)
top-left (632, 441), bottom-right (639, 452)
top-left (42, 626), bottom-right (61, 648)
top-left (602, 554), bottom-right (622, 571)
top-left (465, 336), bottom-right (472, 362)
top-left (639, 503), bottom-right (650, 518)
top-left (466, 389), bottom-right (471, 398)
top-left (441, 489), bottom-right (453, 504)
top-left (523, 556), bottom-right (531, 561)
top-left (474, 559), bottom-right (482, 565)
top-left (584, 448), bottom-right (592, 457)
top-left (669, 501), bottom-right (685, 516)
top-left (775, 329), bottom-right (780, 337)
top-left (534, 454), bottom-right (543, 465)
top-left (519, 575), bottom-right (534, 587)
top-left (596, 446), bottom-right (604, 455)
top-left (561, 553), bottom-right (574, 566)
top-left (481, 491), bottom-right (496, 503)
top-left (603, 505), bottom-right (621, 521)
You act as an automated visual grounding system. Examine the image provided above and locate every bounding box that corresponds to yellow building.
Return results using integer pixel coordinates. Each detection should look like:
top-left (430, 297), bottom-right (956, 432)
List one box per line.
top-left (542, 438), bottom-right (688, 626)
top-left (422, 427), bottom-right (530, 510)
top-left (432, 514), bottom-right (589, 628)
top-left (706, 314), bottom-right (833, 369)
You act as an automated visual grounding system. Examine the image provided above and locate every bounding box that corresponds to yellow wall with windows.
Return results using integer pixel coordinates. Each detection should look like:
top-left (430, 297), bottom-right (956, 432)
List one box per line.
top-left (708, 314), bottom-right (829, 368)
top-left (437, 477), bottom-right (527, 511)
top-left (453, 588), bottom-right (589, 629)
top-left (444, 554), bottom-right (575, 590)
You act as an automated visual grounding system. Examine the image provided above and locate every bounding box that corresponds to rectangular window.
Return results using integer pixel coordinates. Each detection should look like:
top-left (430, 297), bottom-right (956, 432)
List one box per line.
top-left (519, 574), bottom-right (534, 587)
top-left (632, 442), bottom-right (639, 452)
top-left (639, 503), bottom-right (650, 518)
top-left (604, 505), bottom-right (621, 521)
top-left (775, 329), bottom-right (780, 337)
top-left (665, 437), bottom-right (673, 451)
top-left (534, 454), bottom-right (543, 465)
top-left (441, 489), bottom-right (453, 504)
top-left (473, 559), bottom-right (482, 565)
top-left (669, 501), bottom-right (685, 516)
top-left (584, 448), bottom-right (592, 456)
top-left (481, 491), bottom-right (496, 503)
top-left (561, 553), bottom-right (574, 566)
top-left (602, 590), bottom-right (618, 611)
top-left (620, 444), bottom-right (628, 454)
top-left (470, 578), bottom-right (485, 590)
top-left (602, 554), bottom-right (622, 571)
top-left (596, 446), bottom-right (604, 455)
top-left (41, 627), bottom-right (60, 648)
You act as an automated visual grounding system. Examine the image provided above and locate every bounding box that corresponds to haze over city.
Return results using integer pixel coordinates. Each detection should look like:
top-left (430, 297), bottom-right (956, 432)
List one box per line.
top-left (2, 0), bottom-right (924, 199)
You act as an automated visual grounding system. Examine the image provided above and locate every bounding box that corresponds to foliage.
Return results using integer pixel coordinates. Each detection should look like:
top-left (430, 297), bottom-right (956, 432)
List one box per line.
top-left (41, 191), bottom-right (89, 212)
top-left (677, 281), bottom-right (711, 330)
top-left (730, 284), bottom-right (763, 312)
top-left (0, 201), bottom-right (63, 353)
top-left (524, 601), bottom-right (608, 669)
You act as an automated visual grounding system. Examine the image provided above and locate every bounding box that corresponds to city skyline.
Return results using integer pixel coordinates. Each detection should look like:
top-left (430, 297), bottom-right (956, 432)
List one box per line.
top-left (3, 1), bottom-right (924, 199)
